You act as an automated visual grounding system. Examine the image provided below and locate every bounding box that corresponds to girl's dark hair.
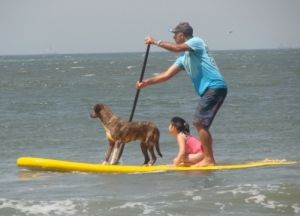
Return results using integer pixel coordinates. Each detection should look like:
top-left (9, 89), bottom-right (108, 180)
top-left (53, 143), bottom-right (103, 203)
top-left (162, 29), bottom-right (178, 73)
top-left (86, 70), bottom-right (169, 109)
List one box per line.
top-left (171, 116), bottom-right (190, 134)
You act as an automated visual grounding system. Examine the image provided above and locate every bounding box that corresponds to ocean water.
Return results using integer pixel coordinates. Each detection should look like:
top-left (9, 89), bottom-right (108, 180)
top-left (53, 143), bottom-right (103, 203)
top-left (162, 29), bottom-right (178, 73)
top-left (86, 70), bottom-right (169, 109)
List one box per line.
top-left (0, 49), bottom-right (299, 216)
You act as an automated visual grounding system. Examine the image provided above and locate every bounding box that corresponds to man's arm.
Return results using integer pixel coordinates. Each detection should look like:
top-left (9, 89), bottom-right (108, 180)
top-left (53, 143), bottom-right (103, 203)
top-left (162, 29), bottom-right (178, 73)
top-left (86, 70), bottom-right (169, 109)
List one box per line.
top-left (144, 36), bottom-right (190, 53)
top-left (157, 40), bottom-right (190, 53)
top-left (136, 64), bottom-right (182, 89)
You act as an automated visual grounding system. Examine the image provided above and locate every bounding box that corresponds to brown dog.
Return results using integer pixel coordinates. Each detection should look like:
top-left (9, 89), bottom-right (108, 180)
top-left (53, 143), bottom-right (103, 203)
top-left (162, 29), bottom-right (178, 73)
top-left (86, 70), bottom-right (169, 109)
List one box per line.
top-left (90, 103), bottom-right (162, 165)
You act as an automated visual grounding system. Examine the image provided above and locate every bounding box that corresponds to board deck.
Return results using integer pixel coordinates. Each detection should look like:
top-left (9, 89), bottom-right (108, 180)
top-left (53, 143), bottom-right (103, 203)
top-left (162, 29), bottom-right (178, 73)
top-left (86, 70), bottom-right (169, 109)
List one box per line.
top-left (16, 157), bottom-right (297, 174)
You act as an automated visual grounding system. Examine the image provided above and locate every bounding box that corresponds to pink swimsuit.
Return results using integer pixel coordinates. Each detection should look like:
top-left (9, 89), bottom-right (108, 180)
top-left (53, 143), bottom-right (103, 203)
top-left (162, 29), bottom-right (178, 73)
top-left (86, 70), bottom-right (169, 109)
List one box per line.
top-left (185, 136), bottom-right (203, 154)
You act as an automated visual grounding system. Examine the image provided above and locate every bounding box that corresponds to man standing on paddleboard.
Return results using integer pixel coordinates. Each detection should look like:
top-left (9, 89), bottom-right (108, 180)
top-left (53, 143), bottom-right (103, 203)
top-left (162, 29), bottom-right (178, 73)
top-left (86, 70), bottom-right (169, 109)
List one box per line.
top-left (136, 22), bottom-right (227, 166)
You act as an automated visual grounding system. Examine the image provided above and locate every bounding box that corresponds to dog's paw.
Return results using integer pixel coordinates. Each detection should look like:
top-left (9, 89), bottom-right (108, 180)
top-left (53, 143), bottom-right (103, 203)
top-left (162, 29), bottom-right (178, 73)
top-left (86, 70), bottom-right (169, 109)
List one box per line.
top-left (142, 163), bottom-right (153, 167)
top-left (147, 160), bottom-right (156, 166)
top-left (110, 161), bottom-right (120, 165)
top-left (102, 161), bottom-right (109, 165)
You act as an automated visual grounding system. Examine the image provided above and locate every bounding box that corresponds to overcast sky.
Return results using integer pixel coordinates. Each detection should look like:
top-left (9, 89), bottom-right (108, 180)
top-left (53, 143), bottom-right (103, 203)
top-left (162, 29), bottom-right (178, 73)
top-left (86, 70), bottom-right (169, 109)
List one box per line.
top-left (1, 0), bottom-right (300, 55)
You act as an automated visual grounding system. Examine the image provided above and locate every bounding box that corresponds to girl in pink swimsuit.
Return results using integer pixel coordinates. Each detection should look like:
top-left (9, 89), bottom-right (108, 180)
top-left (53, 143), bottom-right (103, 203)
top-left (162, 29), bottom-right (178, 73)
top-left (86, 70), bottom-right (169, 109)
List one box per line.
top-left (169, 116), bottom-right (204, 166)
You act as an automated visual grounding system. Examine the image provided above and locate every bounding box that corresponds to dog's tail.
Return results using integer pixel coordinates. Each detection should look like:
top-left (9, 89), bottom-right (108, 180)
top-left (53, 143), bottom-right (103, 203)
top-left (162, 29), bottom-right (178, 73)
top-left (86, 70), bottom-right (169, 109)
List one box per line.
top-left (155, 129), bottom-right (163, 157)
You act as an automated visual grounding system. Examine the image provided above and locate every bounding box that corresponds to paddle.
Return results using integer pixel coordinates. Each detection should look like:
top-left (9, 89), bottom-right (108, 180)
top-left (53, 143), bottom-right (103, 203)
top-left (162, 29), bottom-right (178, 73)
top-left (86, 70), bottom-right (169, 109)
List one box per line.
top-left (112, 44), bottom-right (151, 163)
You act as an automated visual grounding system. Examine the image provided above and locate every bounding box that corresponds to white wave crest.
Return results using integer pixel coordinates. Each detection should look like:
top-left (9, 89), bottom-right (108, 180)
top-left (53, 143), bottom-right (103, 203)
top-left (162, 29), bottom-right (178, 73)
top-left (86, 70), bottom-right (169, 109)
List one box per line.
top-left (110, 202), bottom-right (155, 215)
top-left (83, 73), bottom-right (95, 77)
top-left (0, 198), bottom-right (78, 215)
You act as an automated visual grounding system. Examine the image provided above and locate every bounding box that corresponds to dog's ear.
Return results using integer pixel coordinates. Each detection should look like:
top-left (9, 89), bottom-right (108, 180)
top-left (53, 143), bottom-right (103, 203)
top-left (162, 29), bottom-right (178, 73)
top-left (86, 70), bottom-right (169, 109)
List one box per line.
top-left (94, 104), bottom-right (104, 113)
top-left (94, 104), bottom-right (100, 113)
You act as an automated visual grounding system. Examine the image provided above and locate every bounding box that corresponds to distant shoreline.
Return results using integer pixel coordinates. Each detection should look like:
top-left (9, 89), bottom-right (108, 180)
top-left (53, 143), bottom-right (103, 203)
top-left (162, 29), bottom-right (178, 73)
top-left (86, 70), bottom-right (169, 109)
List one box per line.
top-left (1, 48), bottom-right (300, 57)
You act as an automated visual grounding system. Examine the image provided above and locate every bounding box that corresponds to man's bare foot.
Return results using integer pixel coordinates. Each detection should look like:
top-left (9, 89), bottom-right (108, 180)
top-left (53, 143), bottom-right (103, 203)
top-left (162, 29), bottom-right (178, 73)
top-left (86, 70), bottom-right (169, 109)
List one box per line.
top-left (192, 158), bottom-right (216, 167)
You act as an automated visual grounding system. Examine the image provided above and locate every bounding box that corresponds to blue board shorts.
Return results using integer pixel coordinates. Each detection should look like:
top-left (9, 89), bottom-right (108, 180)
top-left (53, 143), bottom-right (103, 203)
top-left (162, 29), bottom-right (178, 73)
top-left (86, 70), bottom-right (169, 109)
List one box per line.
top-left (193, 88), bottom-right (227, 129)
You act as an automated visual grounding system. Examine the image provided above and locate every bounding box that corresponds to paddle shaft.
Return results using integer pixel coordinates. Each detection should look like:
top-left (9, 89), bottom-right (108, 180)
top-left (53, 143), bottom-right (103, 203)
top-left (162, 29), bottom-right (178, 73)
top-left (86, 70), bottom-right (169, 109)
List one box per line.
top-left (115, 44), bottom-right (151, 162)
top-left (129, 44), bottom-right (151, 121)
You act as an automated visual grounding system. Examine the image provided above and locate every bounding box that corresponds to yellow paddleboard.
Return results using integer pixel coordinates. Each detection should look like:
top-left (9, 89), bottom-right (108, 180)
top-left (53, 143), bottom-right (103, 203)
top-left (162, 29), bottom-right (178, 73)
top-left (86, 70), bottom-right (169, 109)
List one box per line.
top-left (16, 157), bottom-right (297, 174)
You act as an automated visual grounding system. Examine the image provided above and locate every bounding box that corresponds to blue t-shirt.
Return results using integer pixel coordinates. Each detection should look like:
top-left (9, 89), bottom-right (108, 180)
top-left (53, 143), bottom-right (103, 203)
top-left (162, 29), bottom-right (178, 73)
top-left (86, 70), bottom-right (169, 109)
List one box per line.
top-left (174, 37), bottom-right (227, 96)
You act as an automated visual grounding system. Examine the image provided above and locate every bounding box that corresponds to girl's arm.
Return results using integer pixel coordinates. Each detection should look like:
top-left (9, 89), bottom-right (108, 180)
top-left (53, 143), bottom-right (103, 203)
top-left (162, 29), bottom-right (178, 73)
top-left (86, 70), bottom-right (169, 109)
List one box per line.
top-left (173, 133), bottom-right (186, 166)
